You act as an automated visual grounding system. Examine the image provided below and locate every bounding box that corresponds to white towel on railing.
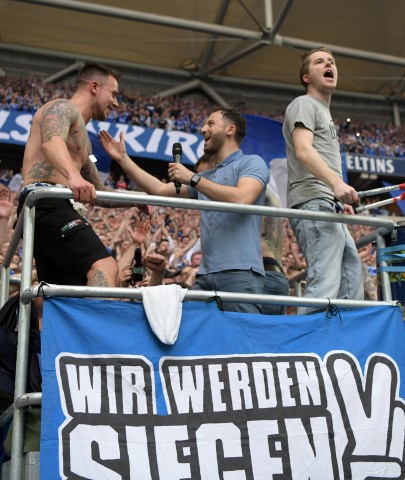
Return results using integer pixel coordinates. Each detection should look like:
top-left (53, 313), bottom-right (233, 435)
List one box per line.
top-left (139, 284), bottom-right (188, 345)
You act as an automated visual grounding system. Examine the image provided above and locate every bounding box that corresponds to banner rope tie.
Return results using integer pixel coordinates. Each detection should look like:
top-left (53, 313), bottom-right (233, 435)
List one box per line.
top-left (210, 291), bottom-right (224, 312)
top-left (37, 281), bottom-right (50, 298)
top-left (325, 298), bottom-right (342, 323)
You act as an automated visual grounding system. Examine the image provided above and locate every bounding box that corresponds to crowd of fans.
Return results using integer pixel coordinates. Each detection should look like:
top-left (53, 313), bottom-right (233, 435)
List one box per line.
top-left (0, 178), bottom-right (380, 307)
top-left (338, 118), bottom-right (405, 158)
top-left (1, 73), bottom-right (404, 157)
top-left (0, 74), bottom-right (214, 134)
top-left (1, 73), bottom-right (403, 306)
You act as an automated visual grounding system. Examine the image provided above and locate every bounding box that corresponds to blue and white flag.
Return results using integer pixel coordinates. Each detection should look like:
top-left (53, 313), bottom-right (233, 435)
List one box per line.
top-left (40, 298), bottom-right (405, 479)
top-left (0, 110), bottom-right (285, 170)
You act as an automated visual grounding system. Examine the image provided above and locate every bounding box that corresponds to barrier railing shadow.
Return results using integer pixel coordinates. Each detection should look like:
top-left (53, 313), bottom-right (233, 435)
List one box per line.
top-left (0, 187), bottom-right (399, 479)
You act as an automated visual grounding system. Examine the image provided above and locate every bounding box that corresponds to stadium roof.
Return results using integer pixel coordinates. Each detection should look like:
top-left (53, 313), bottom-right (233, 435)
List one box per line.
top-left (1, 0), bottom-right (405, 116)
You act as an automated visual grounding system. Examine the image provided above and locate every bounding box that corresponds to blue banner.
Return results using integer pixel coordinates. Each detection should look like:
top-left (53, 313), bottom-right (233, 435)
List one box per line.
top-left (241, 114), bottom-right (285, 163)
top-left (40, 298), bottom-right (405, 479)
top-left (345, 152), bottom-right (404, 177)
top-left (0, 110), bottom-right (286, 172)
top-left (3, 109), bottom-right (404, 178)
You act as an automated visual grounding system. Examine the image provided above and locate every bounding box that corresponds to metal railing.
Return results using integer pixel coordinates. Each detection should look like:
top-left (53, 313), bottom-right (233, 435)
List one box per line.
top-left (0, 186), bottom-right (400, 479)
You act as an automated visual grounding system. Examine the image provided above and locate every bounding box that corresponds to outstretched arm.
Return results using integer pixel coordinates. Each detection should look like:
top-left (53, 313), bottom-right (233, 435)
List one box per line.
top-left (100, 130), bottom-right (264, 205)
top-left (98, 130), bottom-right (189, 198)
top-left (144, 253), bottom-right (166, 286)
top-left (168, 162), bottom-right (264, 204)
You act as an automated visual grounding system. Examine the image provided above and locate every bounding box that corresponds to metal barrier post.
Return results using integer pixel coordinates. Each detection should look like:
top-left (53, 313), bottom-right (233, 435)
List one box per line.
top-left (294, 280), bottom-right (303, 298)
top-left (1, 187), bottom-right (399, 480)
top-left (376, 233), bottom-right (393, 302)
top-left (9, 203), bottom-right (35, 480)
top-left (0, 211), bottom-right (24, 308)
top-left (0, 267), bottom-right (11, 308)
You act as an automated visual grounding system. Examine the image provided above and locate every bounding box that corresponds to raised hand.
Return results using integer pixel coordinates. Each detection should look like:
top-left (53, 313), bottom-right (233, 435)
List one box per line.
top-left (0, 188), bottom-right (13, 220)
top-left (118, 265), bottom-right (132, 286)
top-left (144, 253), bottom-right (166, 273)
top-left (136, 204), bottom-right (154, 218)
top-left (98, 130), bottom-right (126, 162)
top-left (127, 216), bottom-right (151, 245)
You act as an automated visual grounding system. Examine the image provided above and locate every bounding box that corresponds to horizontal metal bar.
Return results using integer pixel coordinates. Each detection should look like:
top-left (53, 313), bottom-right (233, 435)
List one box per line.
top-left (22, 285), bottom-right (398, 310)
top-left (0, 393), bottom-right (42, 429)
top-left (280, 35), bottom-right (405, 68)
top-left (13, 187), bottom-right (399, 309)
top-left (15, 0), bottom-right (405, 68)
top-left (14, 393), bottom-right (42, 409)
top-left (16, 0), bottom-right (262, 40)
top-left (23, 188), bottom-right (397, 230)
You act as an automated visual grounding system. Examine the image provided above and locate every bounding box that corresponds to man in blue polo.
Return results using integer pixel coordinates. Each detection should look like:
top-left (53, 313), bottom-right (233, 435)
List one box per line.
top-left (99, 108), bottom-right (269, 313)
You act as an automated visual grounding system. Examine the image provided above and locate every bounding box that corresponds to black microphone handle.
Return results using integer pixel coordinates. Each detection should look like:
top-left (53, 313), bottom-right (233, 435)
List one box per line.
top-left (173, 153), bottom-right (182, 195)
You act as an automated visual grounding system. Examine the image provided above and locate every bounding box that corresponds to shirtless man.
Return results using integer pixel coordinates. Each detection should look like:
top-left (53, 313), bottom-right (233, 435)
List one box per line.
top-left (19, 63), bottom-right (130, 287)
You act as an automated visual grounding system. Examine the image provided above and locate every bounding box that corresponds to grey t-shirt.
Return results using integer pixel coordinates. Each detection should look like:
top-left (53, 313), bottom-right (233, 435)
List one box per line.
top-left (283, 95), bottom-right (342, 208)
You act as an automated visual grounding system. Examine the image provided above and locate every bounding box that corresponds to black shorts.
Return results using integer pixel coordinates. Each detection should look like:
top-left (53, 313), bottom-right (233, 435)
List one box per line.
top-left (27, 198), bottom-right (111, 285)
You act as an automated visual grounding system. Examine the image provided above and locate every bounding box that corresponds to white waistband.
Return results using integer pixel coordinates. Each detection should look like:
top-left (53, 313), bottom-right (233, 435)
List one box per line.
top-left (20, 183), bottom-right (87, 215)
top-left (20, 182), bottom-right (59, 196)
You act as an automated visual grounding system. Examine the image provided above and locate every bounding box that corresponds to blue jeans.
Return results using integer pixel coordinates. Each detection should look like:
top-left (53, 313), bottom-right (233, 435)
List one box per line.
top-left (193, 269), bottom-right (264, 314)
top-left (262, 271), bottom-right (290, 315)
top-left (290, 199), bottom-right (364, 315)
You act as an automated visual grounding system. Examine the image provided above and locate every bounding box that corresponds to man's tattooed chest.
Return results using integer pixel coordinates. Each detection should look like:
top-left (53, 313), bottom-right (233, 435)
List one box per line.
top-left (68, 126), bottom-right (91, 154)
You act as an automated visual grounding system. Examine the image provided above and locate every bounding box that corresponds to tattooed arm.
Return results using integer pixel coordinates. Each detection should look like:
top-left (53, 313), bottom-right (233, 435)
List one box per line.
top-left (81, 158), bottom-right (105, 191)
top-left (81, 159), bottom-right (117, 207)
top-left (81, 159), bottom-right (152, 216)
top-left (40, 99), bottom-right (96, 203)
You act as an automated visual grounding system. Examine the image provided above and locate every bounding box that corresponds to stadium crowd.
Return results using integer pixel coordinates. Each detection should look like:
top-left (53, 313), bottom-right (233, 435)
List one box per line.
top-left (0, 182), bottom-right (379, 307)
top-left (339, 118), bottom-right (405, 158)
top-left (1, 73), bottom-right (404, 158)
top-left (0, 50), bottom-right (403, 478)
top-left (0, 72), bottom-right (399, 306)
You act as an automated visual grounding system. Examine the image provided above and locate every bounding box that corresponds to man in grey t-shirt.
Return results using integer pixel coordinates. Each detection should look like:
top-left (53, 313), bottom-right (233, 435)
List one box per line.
top-left (283, 47), bottom-right (364, 314)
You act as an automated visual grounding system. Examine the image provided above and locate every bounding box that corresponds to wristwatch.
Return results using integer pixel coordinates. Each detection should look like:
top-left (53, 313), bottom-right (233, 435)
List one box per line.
top-left (189, 174), bottom-right (201, 188)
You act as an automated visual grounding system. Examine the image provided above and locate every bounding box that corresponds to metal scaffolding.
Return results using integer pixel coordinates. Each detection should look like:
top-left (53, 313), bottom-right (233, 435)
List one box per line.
top-left (0, 187), bottom-right (400, 479)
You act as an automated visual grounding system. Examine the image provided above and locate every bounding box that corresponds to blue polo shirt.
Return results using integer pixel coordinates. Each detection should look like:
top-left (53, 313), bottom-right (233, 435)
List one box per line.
top-left (188, 150), bottom-right (269, 275)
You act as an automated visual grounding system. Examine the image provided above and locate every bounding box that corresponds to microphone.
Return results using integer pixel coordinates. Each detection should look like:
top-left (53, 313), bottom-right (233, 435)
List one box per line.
top-left (172, 142), bottom-right (182, 195)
